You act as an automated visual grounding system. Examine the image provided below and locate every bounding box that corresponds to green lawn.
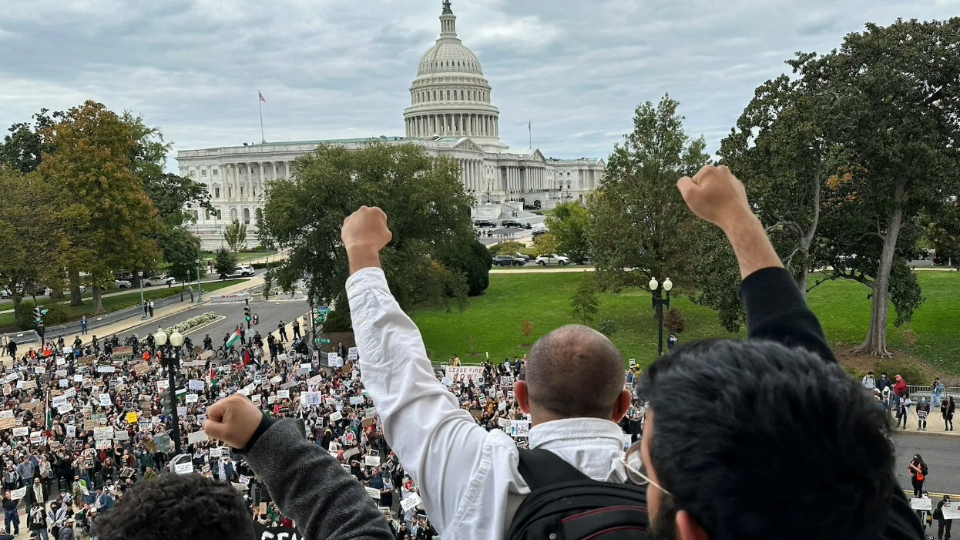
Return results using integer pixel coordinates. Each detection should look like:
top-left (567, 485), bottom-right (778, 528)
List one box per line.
top-left (1, 280), bottom-right (247, 326)
top-left (412, 270), bottom-right (960, 372)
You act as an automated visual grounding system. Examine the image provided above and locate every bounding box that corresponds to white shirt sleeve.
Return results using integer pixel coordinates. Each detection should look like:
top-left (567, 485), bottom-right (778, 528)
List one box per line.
top-left (347, 268), bottom-right (493, 532)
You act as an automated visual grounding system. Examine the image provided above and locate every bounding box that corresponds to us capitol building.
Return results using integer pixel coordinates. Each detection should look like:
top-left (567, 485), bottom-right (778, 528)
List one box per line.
top-left (177, 1), bottom-right (604, 249)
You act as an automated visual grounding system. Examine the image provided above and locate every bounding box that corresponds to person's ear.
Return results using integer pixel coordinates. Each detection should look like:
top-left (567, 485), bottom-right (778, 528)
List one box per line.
top-left (514, 381), bottom-right (530, 414)
top-left (676, 509), bottom-right (710, 540)
top-left (612, 390), bottom-right (632, 422)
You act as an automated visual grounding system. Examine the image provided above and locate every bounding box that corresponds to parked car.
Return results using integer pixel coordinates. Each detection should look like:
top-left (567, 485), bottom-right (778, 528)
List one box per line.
top-left (532, 230), bottom-right (548, 238)
top-left (0, 289), bottom-right (10, 299)
top-left (501, 220), bottom-right (523, 228)
top-left (114, 279), bottom-right (132, 289)
top-left (474, 220), bottom-right (496, 228)
top-left (221, 265), bottom-right (255, 279)
top-left (492, 255), bottom-right (525, 267)
top-left (513, 253), bottom-right (531, 263)
top-left (536, 254), bottom-right (571, 266)
top-left (143, 275), bottom-right (177, 287)
top-left (116, 272), bottom-right (134, 282)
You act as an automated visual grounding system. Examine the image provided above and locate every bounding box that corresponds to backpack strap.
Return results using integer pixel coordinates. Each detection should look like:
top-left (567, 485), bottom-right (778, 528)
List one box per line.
top-left (517, 448), bottom-right (590, 491)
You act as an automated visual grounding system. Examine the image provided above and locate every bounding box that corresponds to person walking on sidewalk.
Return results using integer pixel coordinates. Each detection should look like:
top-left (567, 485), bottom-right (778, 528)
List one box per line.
top-left (943, 396), bottom-right (956, 431)
top-left (80, 315), bottom-right (87, 335)
top-left (934, 495), bottom-right (953, 540)
top-left (917, 397), bottom-right (931, 430)
top-left (908, 454), bottom-right (928, 498)
top-left (148, 300), bottom-right (155, 317)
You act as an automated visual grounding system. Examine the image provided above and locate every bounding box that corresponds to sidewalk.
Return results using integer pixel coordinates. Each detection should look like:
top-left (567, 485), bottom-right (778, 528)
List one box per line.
top-left (73, 276), bottom-right (264, 345)
top-left (890, 405), bottom-right (957, 437)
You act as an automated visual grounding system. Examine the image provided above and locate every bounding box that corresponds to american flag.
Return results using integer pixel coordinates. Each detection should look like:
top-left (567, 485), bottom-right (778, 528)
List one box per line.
top-left (259, 91), bottom-right (266, 103)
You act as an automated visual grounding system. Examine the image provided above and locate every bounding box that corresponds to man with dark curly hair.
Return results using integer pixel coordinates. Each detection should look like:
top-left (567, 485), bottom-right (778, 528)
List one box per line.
top-left (98, 395), bottom-right (394, 540)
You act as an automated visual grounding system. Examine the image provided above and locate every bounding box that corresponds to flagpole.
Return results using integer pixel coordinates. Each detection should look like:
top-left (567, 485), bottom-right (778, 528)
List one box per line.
top-left (258, 90), bottom-right (265, 144)
top-left (529, 120), bottom-right (532, 149)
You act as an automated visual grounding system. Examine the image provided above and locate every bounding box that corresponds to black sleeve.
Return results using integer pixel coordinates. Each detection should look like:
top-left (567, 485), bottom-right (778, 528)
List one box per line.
top-left (739, 267), bottom-right (836, 362)
top-left (243, 418), bottom-right (393, 540)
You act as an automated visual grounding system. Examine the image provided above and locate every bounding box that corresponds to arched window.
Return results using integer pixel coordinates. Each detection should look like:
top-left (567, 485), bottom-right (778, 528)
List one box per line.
top-left (230, 208), bottom-right (238, 223)
top-left (243, 208), bottom-right (251, 224)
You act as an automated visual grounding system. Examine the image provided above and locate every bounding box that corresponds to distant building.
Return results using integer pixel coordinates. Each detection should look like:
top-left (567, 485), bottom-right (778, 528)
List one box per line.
top-left (177, 1), bottom-right (603, 250)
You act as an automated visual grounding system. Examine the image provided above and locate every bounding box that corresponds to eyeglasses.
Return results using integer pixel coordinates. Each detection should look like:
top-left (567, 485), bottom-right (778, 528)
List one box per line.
top-left (622, 438), bottom-right (674, 498)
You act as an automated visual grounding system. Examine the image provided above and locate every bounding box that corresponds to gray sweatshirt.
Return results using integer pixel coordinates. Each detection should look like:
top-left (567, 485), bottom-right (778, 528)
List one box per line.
top-left (244, 418), bottom-right (393, 540)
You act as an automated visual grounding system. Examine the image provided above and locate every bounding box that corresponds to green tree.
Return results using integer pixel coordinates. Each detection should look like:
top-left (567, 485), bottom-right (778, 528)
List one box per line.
top-left (0, 166), bottom-right (67, 314)
top-left (38, 101), bottom-right (162, 313)
top-left (570, 272), bottom-right (600, 325)
top-left (262, 142), bottom-right (475, 314)
top-left (163, 228), bottom-right (203, 283)
top-left (546, 201), bottom-right (591, 263)
top-left (441, 239), bottom-right (492, 296)
top-left (793, 19), bottom-right (960, 356)
top-left (589, 94), bottom-right (709, 297)
top-left (214, 248), bottom-right (237, 278)
top-left (0, 109), bottom-right (58, 173)
top-left (532, 233), bottom-right (558, 256)
top-left (224, 222), bottom-right (248, 254)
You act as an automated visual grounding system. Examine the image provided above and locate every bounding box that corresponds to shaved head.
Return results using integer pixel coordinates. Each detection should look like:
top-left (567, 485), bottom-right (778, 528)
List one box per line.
top-left (525, 324), bottom-right (625, 420)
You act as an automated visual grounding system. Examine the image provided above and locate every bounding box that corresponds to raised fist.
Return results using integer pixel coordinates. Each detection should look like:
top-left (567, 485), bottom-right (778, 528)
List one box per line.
top-left (341, 206), bottom-right (392, 255)
top-left (677, 165), bottom-right (753, 232)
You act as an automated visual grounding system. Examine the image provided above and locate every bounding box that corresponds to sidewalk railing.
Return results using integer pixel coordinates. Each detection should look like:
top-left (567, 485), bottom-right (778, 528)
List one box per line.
top-left (0, 330), bottom-right (40, 346)
top-left (905, 384), bottom-right (960, 400)
top-left (45, 292), bottom-right (199, 340)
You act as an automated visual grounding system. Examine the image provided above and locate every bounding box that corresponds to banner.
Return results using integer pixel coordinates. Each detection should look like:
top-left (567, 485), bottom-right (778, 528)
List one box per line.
top-left (445, 366), bottom-right (485, 383)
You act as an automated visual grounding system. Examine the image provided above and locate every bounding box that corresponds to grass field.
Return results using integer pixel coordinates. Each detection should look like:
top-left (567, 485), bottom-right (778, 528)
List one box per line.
top-left (412, 270), bottom-right (960, 373)
top-left (0, 280), bottom-right (247, 326)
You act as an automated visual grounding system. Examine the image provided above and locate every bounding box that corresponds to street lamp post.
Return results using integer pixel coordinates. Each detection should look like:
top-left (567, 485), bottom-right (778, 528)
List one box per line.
top-left (195, 258), bottom-right (203, 302)
top-left (155, 328), bottom-right (184, 455)
top-left (648, 277), bottom-right (673, 357)
top-left (138, 271), bottom-right (147, 320)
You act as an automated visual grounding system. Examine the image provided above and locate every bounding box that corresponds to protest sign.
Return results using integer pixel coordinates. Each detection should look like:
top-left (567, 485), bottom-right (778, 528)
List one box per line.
top-left (97, 365), bottom-right (116, 373)
top-left (277, 353), bottom-right (288, 361)
top-left (269, 375), bottom-right (282, 384)
top-left (58, 379), bottom-right (68, 388)
top-left (209, 447), bottom-right (222, 458)
top-left (445, 366), bottom-right (484, 383)
top-left (56, 357), bottom-right (66, 366)
top-left (66, 425), bottom-right (75, 438)
top-left (115, 430), bottom-right (129, 441)
top-left (942, 502), bottom-right (960, 520)
top-left (349, 396), bottom-right (364, 406)
top-left (11, 427), bottom-right (27, 437)
top-left (34, 366), bottom-right (46, 374)
top-left (365, 450), bottom-right (380, 467)
top-left (307, 374), bottom-right (323, 387)
top-left (277, 390), bottom-right (290, 399)
top-left (175, 461), bottom-right (194, 474)
top-left (10, 487), bottom-right (25, 501)
top-left (267, 396), bottom-right (275, 404)
top-left (177, 406), bottom-right (187, 417)
top-left (239, 475), bottom-right (250, 485)
top-left (188, 431), bottom-right (209, 445)
top-left (910, 497), bottom-right (932, 512)
top-left (0, 410), bottom-right (12, 420)
top-left (510, 420), bottom-right (530, 438)
top-left (348, 347), bottom-right (359, 361)
top-left (52, 395), bottom-right (69, 409)
top-left (440, 378), bottom-right (453, 387)
top-left (157, 380), bottom-right (169, 392)
top-left (400, 494), bottom-right (422, 513)
top-left (186, 394), bottom-right (199, 404)
top-left (23, 401), bottom-right (42, 414)
top-left (74, 374), bottom-right (83, 383)
top-left (303, 392), bottom-right (321, 406)
top-left (126, 412), bottom-right (138, 424)
top-left (329, 411), bottom-right (342, 422)
top-left (189, 380), bottom-right (205, 391)
top-left (327, 352), bottom-right (339, 365)
top-left (98, 393), bottom-right (112, 407)
top-left (499, 376), bottom-right (514, 388)
top-left (469, 409), bottom-right (483, 420)
top-left (365, 487), bottom-right (380, 499)
top-left (57, 404), bottom-right (73, 415)
top-left (20, 380), bottom-right (37, 390)
top-left (134, 362), bottom-right (150, 375)
top-left (83, 420), bottom-right (99, 431)
top-left (94, 427), bottom-right (114, 440)
top-left (0, 418), bottom-right (15, 430)
top-left (64, 387), bottom-right (76, 398)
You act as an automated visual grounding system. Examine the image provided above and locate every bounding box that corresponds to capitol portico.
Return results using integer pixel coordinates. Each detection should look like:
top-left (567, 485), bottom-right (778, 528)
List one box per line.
top-left (177, 1), bottom-right (604, 250)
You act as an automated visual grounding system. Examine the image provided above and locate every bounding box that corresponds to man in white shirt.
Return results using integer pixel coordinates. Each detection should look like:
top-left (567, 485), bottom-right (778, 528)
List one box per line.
top-left (343, 207), bottom-right (633, 540)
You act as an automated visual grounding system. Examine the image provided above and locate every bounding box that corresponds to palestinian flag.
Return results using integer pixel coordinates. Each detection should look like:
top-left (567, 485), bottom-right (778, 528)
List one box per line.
top-left (241, 348), bottom-right (252, 366)
top-left (226, 328), bottom-right (242, 348)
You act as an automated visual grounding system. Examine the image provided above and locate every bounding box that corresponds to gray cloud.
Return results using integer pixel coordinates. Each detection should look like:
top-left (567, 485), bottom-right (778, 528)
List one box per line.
top-left (1, 0), bottom-right (956, 171)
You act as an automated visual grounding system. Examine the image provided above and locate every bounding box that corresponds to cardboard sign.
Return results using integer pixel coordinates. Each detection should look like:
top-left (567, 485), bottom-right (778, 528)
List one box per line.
top-left (126, 412), bottom-right (138, 424)
top-left (20, 380), bottom-right (37, 390)
top-left (187, 430), bottom-right (209, 445)
top-left (83, 420), bottom-right (100, 431)
top-left (400, 494), bottom-right (422, 513)
top-left (134, 362), bottom-right (150, 374)
top-left (0, 418), bottom-right (15, 430)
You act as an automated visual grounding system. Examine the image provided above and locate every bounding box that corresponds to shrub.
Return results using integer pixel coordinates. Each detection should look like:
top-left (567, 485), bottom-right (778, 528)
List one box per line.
top-left (323, 307), bottom-right (352, 332)
top-left (444, 240), bottom-right (491, 297)
top-left (519, 318), bottom-right (534, 337)
top-left (14, 302), bottom-right (37, 330)
top-left (598, 319), bottom-right (617, 336)
top-left (664, 307), bottom-right (686, 334)
top-left (43, 302), bottom-right (70, 325)
top-left (873, 360), bottom-right (927, 388)
top-left (841, 364), bottom-right (867, 381)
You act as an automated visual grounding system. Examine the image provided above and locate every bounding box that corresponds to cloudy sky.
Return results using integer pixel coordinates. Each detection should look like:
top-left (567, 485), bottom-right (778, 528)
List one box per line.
top-left (1, 0), bottom-right (956, 171)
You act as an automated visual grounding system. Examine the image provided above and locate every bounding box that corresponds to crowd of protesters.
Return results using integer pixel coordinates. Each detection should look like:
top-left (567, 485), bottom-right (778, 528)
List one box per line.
top-left (860, 372), bottom-right (956, 431)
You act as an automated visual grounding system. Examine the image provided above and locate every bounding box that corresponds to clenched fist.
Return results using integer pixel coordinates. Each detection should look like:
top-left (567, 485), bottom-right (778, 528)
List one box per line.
top-left (677, 165), bottom-right (754, 233)
top-left (202, 394), bottom-right (264, 450)
top-left (342, 206), bottom-right (392, 275)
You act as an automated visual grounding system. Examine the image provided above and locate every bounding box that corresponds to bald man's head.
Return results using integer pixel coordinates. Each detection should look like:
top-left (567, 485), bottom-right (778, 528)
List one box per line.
top-left (525, 325), bottom-right (625, 420)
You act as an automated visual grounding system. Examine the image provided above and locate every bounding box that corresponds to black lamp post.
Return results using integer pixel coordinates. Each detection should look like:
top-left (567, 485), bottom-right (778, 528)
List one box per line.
top-left (155, 328), bottom-right (184, 455)
top-left (648, 277), bottom-right (673, 357)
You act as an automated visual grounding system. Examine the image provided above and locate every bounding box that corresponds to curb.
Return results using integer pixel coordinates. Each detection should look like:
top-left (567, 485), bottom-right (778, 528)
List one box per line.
top-left (890, 429), bottom-right (959, 440)
top-left (182, 315), bottom-right (228, 337)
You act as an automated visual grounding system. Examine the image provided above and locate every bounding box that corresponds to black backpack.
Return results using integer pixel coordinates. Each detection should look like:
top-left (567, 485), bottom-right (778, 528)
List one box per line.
top-left (507, 448), bottom-right (650, 540)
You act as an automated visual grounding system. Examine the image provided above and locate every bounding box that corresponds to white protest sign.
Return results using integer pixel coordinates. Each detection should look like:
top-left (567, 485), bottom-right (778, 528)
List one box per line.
top-left (52, 395), bottom-right (69, 409)
top-left (251, 394), bottom-right (261, 403)
top-left (157, 380), bottom-right (169, 392)
top-left (629, 359), bottom-right (636, 368)
top-left (445, 366), bottom-right (484, 383)
top-left (511, 420), bottom-right (530, 438)
top-left (303, 391), bottom-right (321, 406)
top-left (11, 427), bottom-right (28, 437)
top-left (327, 352), bottom-right (339, 365)
top-left (441, 378), bottom-right (453, 387)
top-left (209, 447), bottom-right (222, 458)
top-left (175, 462), bottom-right (194, 474)
top-left (74, 375), bottom-right (83, 382)
top-left (64, 387), bottom-right (76, 398)
top-left (400, 494), bottom-right (422, 513)
top-left (56, 357), bottom-right (66, 366)
top-left (177, 406), bottom-right (187, 417)
top-left (187, 431), bottom-right (209, 445)
top-left (34, 366), bottom-right (45, 374)
top-left (942, 502), bottom-right (960, 520)
top-left (97, 365), bottom-right (116, 373)
top-left (57, 403), bottom-right (73, 415)
top-left (0, 410), bottom-right (12, 420)
top-left (186, 394), bottom-right (199, 404)
top-left (349, 396), bottom-right (364, 406)
top-left (189, 380), bottom-right (204, 391)
top-left (239, 475), bottom-right (250, 485)
top-left (93, 427), bottom-right (114, 441)
top-left (365, 450), bottom-right (380, 467)
top-left (348, 347), bottom-right (358, 361)
top-left (910, 497), bottom-right (932, 512)
top-left (365, 487), bottom-right (381, 499)
top-left (99, 394), bottom-right (112, 407)
top-left (329, 411), bottom-right (342, 422)
top-left (269, 375), bottom-right (282, 384)
top-left (10, 487), bottom-right (25, 501)
top-left (267, 396), bottom-right (275, 404)
top-left (277, 353), bottom-right (288, 361)
top-left (277, 390), bottom-right (290, 399)
top-left (307, 374), bottom-right (323, 387)
top-left (66, 424), bottom-right (76, 438)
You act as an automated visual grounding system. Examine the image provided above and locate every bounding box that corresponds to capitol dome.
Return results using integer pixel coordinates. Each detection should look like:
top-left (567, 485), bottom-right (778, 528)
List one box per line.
top-left (403, 0), bottom-right (506, 151)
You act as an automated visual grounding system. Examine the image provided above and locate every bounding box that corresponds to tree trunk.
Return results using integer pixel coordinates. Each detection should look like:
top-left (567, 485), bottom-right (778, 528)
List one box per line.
top-left (855, 179), bottom-right (905, 357)
top-left (69, 268), bottom-right (83, 307)
top-left (797, 161), bottom-right (821, 300)
top-left (796, 265), bottom-right (809, 298)
top-left (91, 273), bottom-right (105, 314)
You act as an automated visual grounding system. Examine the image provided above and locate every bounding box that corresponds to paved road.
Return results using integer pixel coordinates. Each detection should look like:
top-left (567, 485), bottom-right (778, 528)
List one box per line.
top-left (892, 432), bottom-right (960, 495)
top-left (118, 297), bottom-right (310, 347)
